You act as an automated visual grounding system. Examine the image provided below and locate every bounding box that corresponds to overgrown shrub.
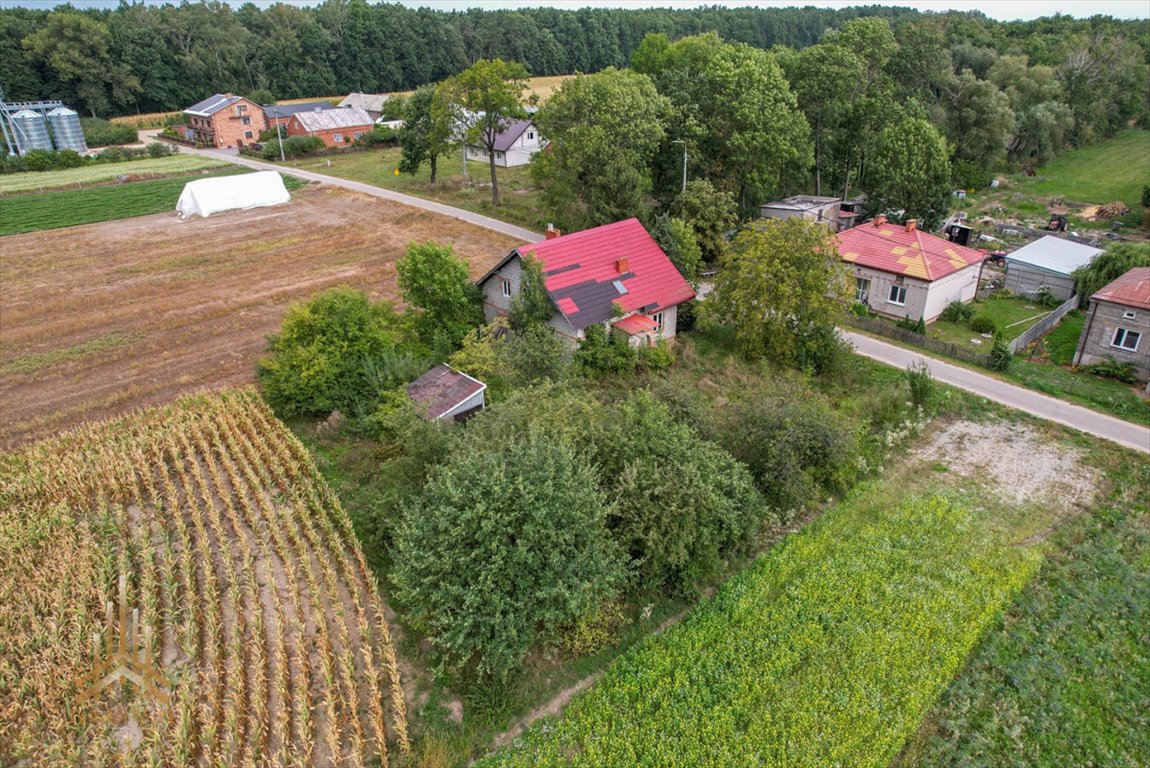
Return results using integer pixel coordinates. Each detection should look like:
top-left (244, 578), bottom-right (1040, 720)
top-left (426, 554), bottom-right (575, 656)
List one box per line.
top-left (557, 600), bottom-right (627, 659)
top-left (575, 324), bottom-right (636, 375)
top-left (896, 315), bottom-right (926, 334)
top-left (80, 117), bottom-right (137, 147)
top-left (637, 339), bottom-right (675, 371)
top-left (257, 287), bottom-right (405, 417)
top-left (708, 394), bottom-right (861, 515)
top-left (396, 241), bottom-right (484, 352)
top-left (145, 141), bottom-right (176, 158)
top-left (905, 361), bottom-right (935, 408)
top-left (970, 315), bottom-right (998, 334)
top-left (939, 301), bottom-right (974, 324)
top-left (359, 125), bottom-right (399, 147)
top-left (392, 431), bottom-right (623, 683)
top-left (21, 148), bottom-right (84, 172)
top-left (261, 134), bottom-right (325, 159)
top-left (1083, 357), bottom-right (1139, 384)
top-left (596, 392), bottom-right (768, 596)
top-left (1035, 287), bottom-right (1062, 308)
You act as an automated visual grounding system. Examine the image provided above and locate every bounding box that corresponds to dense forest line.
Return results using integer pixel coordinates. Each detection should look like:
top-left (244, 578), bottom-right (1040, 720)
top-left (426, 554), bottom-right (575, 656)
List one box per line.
top-left (1, 2), bottom-right (1146, 120)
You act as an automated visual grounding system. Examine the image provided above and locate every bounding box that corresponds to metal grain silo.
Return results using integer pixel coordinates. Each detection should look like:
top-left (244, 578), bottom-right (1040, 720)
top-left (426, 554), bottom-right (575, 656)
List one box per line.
top-left (47, 106), bottom-right (87, 152)
top-left (10, 109), bottom-right (52, 153)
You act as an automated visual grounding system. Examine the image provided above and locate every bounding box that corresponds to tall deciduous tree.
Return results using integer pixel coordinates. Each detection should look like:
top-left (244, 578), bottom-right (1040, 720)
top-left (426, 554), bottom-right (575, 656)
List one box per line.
top-left (22, 13), bottom-right (139, 116)
top-left (436, 58), bottom-right (530, 205)
top-left (704, 218), bottom-right (850, 367)
top-left (532, 67), bottom-right (669, 230)
top-left (399, 84), bottom-right (449, 182)
top-left (670, 179), bottom-right (737, 265)
top-left (865, 117), bottom-right (952, 229)
top-left (396, 241), bottom-right (484, 351)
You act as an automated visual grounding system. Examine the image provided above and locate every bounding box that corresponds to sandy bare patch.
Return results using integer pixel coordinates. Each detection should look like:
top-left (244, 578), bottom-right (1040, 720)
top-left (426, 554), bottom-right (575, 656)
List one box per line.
top-left (915, 420), bottom-right (1099, 507)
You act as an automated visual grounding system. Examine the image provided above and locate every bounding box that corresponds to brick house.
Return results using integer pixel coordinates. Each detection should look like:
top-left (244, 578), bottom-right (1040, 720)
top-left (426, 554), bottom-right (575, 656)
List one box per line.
top-left (182, 93), bottom-right (267, 149)
top-left (286, 107), bottom-right (375, 148)
top-left (477, 218), bottom-right (695, 346)
top-left (838, 216), bottom-right (985, 323)
top-left (1073, 267), bottom-right (1150, 380)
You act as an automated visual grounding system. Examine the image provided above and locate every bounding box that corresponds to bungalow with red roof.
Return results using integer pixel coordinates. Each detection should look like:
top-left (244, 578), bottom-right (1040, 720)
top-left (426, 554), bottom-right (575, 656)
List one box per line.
top-left (286, 106), bottom-right (374, 148)
top-left (838, 216), bottom-right (985, 323)
top-left (465, 119), bottom-right (544, 168)
top-left (477, 219), bottom-right (696, 346)
top-left (1072, 266), bottom-right (1150, 380)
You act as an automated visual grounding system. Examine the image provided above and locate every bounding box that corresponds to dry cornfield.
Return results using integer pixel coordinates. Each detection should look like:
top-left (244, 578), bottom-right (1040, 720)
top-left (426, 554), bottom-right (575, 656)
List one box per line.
top-left (0, 388), bottom-right (408, 766)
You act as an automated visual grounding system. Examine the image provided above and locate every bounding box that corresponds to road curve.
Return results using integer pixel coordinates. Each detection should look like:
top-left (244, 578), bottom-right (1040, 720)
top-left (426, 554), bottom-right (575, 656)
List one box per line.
top-left (160, 136), bottom-right (541, 243)
top-left (842, 330), bottom-right (1150, 455)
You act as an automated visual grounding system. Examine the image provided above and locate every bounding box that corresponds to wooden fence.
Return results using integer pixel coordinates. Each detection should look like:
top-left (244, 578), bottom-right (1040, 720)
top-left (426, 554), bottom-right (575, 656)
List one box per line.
top-left (846, 315), bottom-right (994, 368)
top-left (1007, 294), bottom-right (1079, 354)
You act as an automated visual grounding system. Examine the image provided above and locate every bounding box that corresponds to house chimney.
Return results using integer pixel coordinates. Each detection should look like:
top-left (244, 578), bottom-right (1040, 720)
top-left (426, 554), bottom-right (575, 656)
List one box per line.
top-left (615, 257), bottom-right (629, 274)
top-left (224, 92), bottom-right (234, 99)
top-left (905, 219), bottom-right (918, 232)
top-left (872, 215), bottom-right (887, 227)
top-left (545, 223), bottom-right (561, 240)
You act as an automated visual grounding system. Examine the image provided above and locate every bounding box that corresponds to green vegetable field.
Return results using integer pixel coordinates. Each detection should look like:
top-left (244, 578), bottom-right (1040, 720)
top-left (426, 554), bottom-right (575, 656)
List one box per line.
top-left (482, 489), bottom-right (1043, 767)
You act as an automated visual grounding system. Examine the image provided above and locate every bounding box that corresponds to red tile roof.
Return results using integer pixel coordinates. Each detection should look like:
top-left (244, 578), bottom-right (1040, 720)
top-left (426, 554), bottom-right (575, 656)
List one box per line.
top-left (612, 313), bottom-right (658, 334)
top-left (407, 364), bottom-right (486, 420)
top-left (838, 221), bottom-right (984, 281)
top-left (1091, 266), bottom-right (1150, 310)
top-left (516, 218), bottom-right (695, 331)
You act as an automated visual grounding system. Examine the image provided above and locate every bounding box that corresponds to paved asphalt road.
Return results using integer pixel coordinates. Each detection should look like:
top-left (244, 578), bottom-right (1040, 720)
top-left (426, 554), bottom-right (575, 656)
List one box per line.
top-left (149, 133), bottom-right (541, 243)
top-left (154, 135), bottom-right (1149, 453)
top-left (842, 330), bottom-right (1150, 455)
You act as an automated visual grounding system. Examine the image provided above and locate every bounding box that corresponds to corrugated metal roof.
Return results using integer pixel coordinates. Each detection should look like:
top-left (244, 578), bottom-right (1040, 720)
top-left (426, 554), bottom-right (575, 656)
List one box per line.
top-left (293, 107), bottom-right (375, 132)
top-left (407, 364), bottom-right (486, 420)
top-left (516, 218), bottom-right (695, 331)
top-left (761, 195), bottom-right (842, 213)
top-left (613, 314), bottom-right (658, 334)
top-left (338, 92), bottom-right (389, 112)
top-left (838, 221), bottom-right (983, 281)
top-left (263, 102), bottom-right (334, 120)
top-left (1005, 235), bottom-right (1102, 277)
top-left (1092, 266), bottom-right (1150, 310)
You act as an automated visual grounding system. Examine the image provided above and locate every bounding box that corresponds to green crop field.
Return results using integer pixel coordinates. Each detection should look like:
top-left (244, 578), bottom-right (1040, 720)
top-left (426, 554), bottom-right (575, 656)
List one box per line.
top-left (0, 154), bottom-right (227, 194)
top-left (481, 483), bottom-right (1046, 767)
top-left (0, 170), bottom-right (304, 236)
top-left (900, 455), bottom-right (1150, 767)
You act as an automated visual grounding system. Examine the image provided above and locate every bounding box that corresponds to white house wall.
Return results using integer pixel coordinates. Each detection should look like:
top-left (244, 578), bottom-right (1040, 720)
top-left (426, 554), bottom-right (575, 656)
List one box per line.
top-left (440, 390), bottom-right (486, 420)
top-left (854, 263), bottom-right (978, 323)
top-left (921, 263), bottom-right (981, 322)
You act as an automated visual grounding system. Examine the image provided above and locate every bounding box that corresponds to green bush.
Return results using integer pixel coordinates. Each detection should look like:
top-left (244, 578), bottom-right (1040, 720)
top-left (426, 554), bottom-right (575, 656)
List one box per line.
top-left (359, 124), bottom-right (399, 146)
top-left (392, 431), bottom-right (623, 684)
top-left (939, 301), bottom-right (974, 324)
top-left (596, 392), bottom-right (768, 596)
top-left (905, 360), bottom-right (935, 408)
top-left (851, 302), bottom-right (870, 317)
top-left (970, 315), bottom-right (998, 334)
top-left (80, 117), bottom-right (138, 147)
top-left (1083, 357), bottom-right (1139, 384)
top-left (257, 287), bottom-right (405, 417)
top-left (21, 148), bottom-right (84, 172)
top-left (557, 600), bottom-right (627, 659)
top-left (988, 334), bottom-right (1013, 371)
top-left (261, 134), bottom-right (325, 159)
top-left (637, 339), bottom-right (675, 371)
top-left (396, 241), bottom-right (485, 352)
top-left (575, 324), bottom-right (636, 376)
top-left (708, 393), bottom-right (861, 514)
top-left (145, 141), bottom-right (176, 158)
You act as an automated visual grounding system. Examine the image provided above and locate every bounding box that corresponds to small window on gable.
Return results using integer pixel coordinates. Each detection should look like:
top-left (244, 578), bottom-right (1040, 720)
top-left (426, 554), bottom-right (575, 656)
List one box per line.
top-left (1123, 310), bottom-right (1136, 320)
top-left (528, 131), bottom-right (535, 140)
top-left (501, 278), bottom-right (512, 298)
top-left (652, 311), bottom-right (665, 330)
top-left (236, 104), bottom-right (247, 114)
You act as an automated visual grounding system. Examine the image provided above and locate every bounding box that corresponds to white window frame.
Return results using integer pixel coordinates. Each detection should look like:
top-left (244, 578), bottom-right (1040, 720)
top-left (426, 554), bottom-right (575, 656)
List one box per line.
top-left (888, 284), bottom-right (907, 306)
top-left (1112, 327), bottom-right (1141, 352)
top-left (496, 150), bottom-right (504, 159)
top-left (241, 116), bottom-right (251, 125)
top-left (855, 277), bottom-right (870, 303)
top-left (243, 130), bottom-right (253, 139)
top-left (500, 278), bottom-right (512, 298)
top-left (354, 130), bottom-right (363, 140)
top-left (652, 311), bottom-right (665, 330)
top-left (333, 132), bottom-right (344, 143)
top-left (528, 131), bottom-right (535, 140)
top-left (236, 104), bottom-right (247, 114)
top-left (1123, 310), bottom-right (1136, 320)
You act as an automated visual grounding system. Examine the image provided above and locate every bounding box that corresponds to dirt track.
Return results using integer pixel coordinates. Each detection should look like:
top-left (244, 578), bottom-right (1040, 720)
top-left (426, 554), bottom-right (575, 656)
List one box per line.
top-left (0, 185), bottom-right (520, 448)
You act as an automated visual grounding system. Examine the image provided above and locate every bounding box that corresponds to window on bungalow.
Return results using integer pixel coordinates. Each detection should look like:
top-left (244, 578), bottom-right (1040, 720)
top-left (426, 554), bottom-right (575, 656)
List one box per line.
top-left (501, 278), bottom-right (512, 298)
top-left (888, 284), bottom-right (907, 306)
top-left (1113, 328), bottom-right (1141, 351)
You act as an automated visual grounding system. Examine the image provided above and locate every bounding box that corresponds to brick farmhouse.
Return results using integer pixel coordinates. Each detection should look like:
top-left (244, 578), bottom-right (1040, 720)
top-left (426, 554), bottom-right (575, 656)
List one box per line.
top-left (286, 107), bottom-right (375, 148)
top-left (181, 93), bottom-right (266, 149)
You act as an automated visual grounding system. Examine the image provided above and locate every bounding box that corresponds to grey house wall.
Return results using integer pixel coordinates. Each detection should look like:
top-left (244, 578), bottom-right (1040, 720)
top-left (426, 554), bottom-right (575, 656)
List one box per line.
top-left (1074, 299), bottom-right (1150, 380)
top-left (1003, 263), bottom-right (1076, 300)
top-left (480, 254), bottom-right (523, 320)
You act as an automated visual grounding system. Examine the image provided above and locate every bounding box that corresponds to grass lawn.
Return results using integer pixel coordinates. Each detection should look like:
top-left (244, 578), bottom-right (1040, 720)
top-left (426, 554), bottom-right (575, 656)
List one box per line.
top-left (480, 479), bottom-right (1050, 767)
top-left (0, 154), bottom-right (226, 194)
top-left (0, 170), bottom-right (305, 236)
top-left (929, 295), bottom-right (1054, 349)
top-left (955, 129), bottom-right (1150, 232)
top-left (899, 451), bottom-right (1150, 768)
top-left (281, 146), bottom-right (546, 232)
top-left (1007, 358), bottom-right (1150, 426)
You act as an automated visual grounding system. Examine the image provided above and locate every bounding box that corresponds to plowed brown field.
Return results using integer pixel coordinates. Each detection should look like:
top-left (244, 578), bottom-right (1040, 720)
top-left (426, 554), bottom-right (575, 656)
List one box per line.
top-left (0, 184), bottom-right (520, 448)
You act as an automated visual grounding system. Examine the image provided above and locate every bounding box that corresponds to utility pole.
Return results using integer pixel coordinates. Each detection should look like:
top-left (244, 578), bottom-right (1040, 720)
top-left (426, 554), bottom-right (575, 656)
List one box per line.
top-left (276, 111), bottom-right (286, 163)
top-left (671, 139), bottom-right (687, 193)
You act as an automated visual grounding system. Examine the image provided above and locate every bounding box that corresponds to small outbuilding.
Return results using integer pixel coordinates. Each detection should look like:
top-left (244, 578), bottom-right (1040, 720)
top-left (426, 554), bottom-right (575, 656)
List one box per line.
top-left (1073, 267), bottom-right (1150, 381)
top-left (176, 171), bottom-right (290, 219)
top-left (1003, 236), bottom-right (1102, 300)
top-left (337, 92), bottom-right (390, 121)
top-left (759, 195), bottom-right (854, 232)
top-left (407, 365), bottom-right (487, 421)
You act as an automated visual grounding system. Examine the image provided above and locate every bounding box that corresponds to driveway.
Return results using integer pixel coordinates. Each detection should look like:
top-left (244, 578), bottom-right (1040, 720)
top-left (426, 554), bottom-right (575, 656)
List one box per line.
top-left (842, 330), bottom-right (1150, 454)
top-left (146, 131), bottom-right (540, 243)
